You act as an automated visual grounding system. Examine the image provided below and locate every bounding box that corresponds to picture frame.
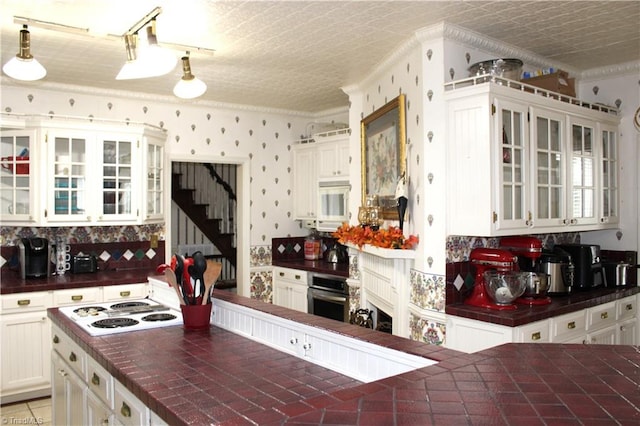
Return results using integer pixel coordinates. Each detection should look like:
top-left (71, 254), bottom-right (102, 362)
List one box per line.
top-left (360, 94), bottom-right (407, 220)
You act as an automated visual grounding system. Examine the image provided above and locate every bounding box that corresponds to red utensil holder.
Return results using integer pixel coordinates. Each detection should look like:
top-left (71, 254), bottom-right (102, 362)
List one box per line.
top-left (180, 303), bottom-right (212, 330)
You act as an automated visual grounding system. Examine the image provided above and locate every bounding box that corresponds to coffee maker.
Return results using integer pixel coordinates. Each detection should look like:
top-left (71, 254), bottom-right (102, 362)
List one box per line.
top-left (555, 244), bottom-right (606, 289)
top-left (465, 248), bottom-right (519, 311)
top-left (18, 237), bottom-right (52, 279)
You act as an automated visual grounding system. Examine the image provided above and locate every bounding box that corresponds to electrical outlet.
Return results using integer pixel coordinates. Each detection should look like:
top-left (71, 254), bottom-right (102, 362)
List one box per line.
top-left (150, 234), bottom-right (159, 249)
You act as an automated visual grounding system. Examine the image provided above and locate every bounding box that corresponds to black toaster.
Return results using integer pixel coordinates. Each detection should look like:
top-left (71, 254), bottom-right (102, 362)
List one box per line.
top-left (71, 254), bottom-right (98, 274)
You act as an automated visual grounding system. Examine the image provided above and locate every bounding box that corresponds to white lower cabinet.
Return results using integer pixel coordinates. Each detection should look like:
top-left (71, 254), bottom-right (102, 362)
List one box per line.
top-left (272, 267), bottom-right (308, 313)
top-left (52, 324), bottom-right (159, 426)
top-left (1, 283), bottom-right (148, 403)
top-left (0, 291), bottom-right (53, 404)
top-left (448, 294), bottom-right (639, 353)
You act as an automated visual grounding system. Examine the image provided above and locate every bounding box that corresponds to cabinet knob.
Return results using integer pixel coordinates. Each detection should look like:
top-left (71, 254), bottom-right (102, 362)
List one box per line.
top-left (625, 304), bottom-right (633, 311)
top-left (71, 295), bottom-right (83, 301)
top-left (600, 312), bottom-right (609, 320)
top-left (53, 335), bottom-right (59, 344)
top-left (120, 291), bottom-right (131, 297)
top-left (531, 332), bottom-right (541, 341)
top-left (58, 369), bottom-right (68, 377)
top-left (620, 325), bottom-right (627, 332)
top-left (303, 343), bottom-right (312, 350)
top-left (294, 275), bottom-right (301, 280)
top-left (120, 402), bottom-right (131, 418)
top-left (69, 352), bottom-right (77, 362)
top-left (567, 321), bottom-right (576, 330)
top-left (91, 372), bottom-right (100, 386)
top-left (290, 338), bottom-right (298, 345)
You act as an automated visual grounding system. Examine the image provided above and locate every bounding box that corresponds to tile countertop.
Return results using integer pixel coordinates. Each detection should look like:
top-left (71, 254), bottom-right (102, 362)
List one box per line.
top-left (446, 286), bottom-right (640, 327)
top-left (272, 258), bottom-right (349, 278)
top-left (0, 268), bottom-right (161, 294)
top-left (48, 291), bottom-right (640, 425)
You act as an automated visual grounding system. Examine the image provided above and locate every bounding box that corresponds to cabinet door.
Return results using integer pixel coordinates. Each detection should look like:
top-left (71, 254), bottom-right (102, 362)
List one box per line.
top-left (49, 131), bottom-right (92, 222)
top-left (99, 134), bottom-right (137, 222)
top-left (143, 136), bottom-right (164, 221)
top-left (599, 124), bottom-right (618, 225)
top-left (292, 145), bottom-right (318, 220)
top-left (336, 139), bottom-right (350, 177)
top-left (586, 325), bottom-right (617, 345)
top-left (617, 319), bottom-right (637, 345)
top-left (86, 389), bottom-right (113, 426)
top-left (51, 351), bottom-right (85, 426)
top-left (531, 108), bottom-right (566, 228)
top-left (1, 311), bottom-right (51, 393)
top-left (289, 282), bottom-right (309, 313)
top-left (272, 280), bottom-right (289, 309)
top-left (494, 98), bottom-right (529, 231)
top-left (0, 130), bottom-right (36, 222)
top-left (567, 117), bottom-right (598, 227)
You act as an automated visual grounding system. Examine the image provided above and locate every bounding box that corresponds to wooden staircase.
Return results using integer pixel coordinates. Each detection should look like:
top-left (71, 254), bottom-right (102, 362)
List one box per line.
top-left (171, 171), bottom-right (237, 270)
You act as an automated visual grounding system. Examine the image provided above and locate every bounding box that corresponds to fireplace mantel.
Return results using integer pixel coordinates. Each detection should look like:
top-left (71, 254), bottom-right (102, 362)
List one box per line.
top-left (345, 243), bottom-right (415, 337)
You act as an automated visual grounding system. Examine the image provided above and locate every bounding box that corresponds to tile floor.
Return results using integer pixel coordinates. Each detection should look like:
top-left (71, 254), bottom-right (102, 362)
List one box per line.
top-left (0, 397), bottom-right (51, 426)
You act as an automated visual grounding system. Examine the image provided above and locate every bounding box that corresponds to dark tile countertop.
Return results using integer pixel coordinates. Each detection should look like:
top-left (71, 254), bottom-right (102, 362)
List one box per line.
top-left (272, 259), bottom-right (349, 278)
top-left (48, 290), bottom-right (640, 425)
top-left (446, 286), bottom-right (640, 327)
top-left (0, 268), bottom-right (161, 295)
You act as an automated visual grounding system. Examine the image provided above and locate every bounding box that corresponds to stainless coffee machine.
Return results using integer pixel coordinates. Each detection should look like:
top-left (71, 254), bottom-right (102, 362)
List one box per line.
top-left (540, 247), bottom-right (574, 294)
top-left (555, 244), bottom-right (605, 290)
top-left (18, 237), bottom-right (52, 279)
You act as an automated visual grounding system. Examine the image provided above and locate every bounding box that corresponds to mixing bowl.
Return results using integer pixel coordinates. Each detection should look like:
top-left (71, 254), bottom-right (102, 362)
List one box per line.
top-left (483, 271), bottom-right (527, 305)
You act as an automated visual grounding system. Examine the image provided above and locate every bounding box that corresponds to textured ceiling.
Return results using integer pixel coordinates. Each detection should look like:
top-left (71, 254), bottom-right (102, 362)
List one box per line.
top-left (1, 0), bottom-right (639, 113)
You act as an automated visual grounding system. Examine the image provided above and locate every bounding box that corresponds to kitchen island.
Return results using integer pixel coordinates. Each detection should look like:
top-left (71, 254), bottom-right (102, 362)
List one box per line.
top-left (48, 290), bottom-right (640, 425)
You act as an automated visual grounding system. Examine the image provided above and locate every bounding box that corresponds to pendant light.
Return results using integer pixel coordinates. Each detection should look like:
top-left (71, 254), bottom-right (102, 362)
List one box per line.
top-left (115, 34), bottom-right (147, 80)
top-left (2, 25), bottom-right (47, 81)
top-left (173, 55), bottom-right (207, 99)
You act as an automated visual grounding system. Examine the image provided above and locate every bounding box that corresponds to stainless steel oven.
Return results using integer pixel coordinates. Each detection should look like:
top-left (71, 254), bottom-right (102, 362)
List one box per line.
top-left (308, 273), bottom-right (349, 322)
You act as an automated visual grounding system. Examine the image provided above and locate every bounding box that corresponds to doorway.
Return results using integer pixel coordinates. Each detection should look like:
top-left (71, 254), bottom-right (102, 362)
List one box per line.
top-left (166, 154), bottom-right (250, 297)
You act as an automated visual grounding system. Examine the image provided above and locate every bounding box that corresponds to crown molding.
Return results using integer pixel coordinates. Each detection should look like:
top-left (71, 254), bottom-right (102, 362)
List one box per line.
top-left (579, 60), bottom-right (640, 82)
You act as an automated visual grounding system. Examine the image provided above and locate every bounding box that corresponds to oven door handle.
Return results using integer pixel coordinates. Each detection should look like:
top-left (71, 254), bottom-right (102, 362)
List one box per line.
top-left (311, 292), bottom-right (347, 303)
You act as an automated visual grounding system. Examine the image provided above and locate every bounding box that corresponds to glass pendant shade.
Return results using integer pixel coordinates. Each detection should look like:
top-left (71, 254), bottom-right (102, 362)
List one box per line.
top-left (2, 26), bottom-right (46, 81)
top-left (173, 56), bottom-right (207, 99)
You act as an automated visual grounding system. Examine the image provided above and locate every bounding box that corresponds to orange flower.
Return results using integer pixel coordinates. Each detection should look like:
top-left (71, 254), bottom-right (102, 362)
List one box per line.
top-left (332, 223), bottom-right (419, 250)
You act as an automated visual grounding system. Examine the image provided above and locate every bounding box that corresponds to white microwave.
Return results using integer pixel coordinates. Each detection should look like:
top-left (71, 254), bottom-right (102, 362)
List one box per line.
top-left (316, 180), bottom-right (350, 231)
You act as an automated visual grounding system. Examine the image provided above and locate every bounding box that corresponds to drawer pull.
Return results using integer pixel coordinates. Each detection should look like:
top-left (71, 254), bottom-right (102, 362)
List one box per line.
top-left (601, 312), bottom-right (609, 320)
top-left (531, 332), bottom-right (541, 341)
top-left (295, 275), bottom-right (301, 280)
top-left (69, 352), bottom-right (77, 362)
top-left (120, 291), bottom-right (131, 297)
top-left (53, 335), bottom-right (60, 344)
top-left (71, 295), bottom-right (83, 301)
top-left (567, 321), bottom-right (576, 330)
top-left (625, 304), bottom-right (633, 311)
top-left (17, 299), bottom-right (31, 306)
top-left (279, 272), bottom-right (285, 277)
top-left (91, 373), bottom-right (100, 386)
top-left (120, 402), bottom-right (131, 418)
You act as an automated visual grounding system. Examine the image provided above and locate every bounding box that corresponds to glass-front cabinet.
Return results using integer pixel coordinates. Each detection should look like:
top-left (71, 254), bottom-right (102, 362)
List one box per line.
top-left (0, 117), bottom-right (166, 226)
top-left (599, 124), bottom-right (618, 225)
top-left (567, 117), bottom-right (598, 227)
top-left (444, 81), bottom-right (619, 236)
top-left (531, 108), bottom-right (565, 228)
top-left (0, 130), bottom-right (35, 222)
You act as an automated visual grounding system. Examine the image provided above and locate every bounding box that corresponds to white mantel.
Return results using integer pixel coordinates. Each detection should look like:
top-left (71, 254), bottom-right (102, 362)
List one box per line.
top-left (345, 244), bottom-right (415, 338)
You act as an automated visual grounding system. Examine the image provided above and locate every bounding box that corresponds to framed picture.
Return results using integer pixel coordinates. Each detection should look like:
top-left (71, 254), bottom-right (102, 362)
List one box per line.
top-left (360, 94), bottom-right (407, 220)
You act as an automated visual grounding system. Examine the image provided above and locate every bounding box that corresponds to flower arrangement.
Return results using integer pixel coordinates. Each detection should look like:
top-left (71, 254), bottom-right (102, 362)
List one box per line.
top-left (332, 223), bottom-right (419, 250)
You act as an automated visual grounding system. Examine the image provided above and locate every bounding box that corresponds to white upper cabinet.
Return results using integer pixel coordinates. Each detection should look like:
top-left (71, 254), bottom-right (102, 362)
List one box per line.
top-left (0, 117), bottom-right (166, 226)
top-left (0, 129), bottom-right (38, 222)
top-left (445, 81), bottom-right (619, 236)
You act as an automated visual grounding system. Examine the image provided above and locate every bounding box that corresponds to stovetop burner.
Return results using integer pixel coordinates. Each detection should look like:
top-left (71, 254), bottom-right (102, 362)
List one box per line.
top-left (142, 313), bottom-right (177, 322)
top-left (110, 301), bottom-right (149, 309)
top-left (92, 318), bottom-right (140, 329)
top-left (58, 298), bottom-right (184, 336)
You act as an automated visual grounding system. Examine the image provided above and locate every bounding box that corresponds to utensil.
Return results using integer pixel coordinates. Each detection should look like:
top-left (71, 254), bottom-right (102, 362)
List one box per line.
top-left (202, 259), bottom-right (223, 304)
top-left (163, 268), bottom-right (186, 305)
top-left (173, 254), bottom-right (190, 304)
top-left (191, 251), bottom-right (207, 300)
top-left (181, 256), bottom-right (195, 302)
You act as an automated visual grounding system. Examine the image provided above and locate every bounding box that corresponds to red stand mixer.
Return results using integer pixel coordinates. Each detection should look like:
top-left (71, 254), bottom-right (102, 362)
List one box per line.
top-left (500, 236), bottom-right (551, 306)
top-left (466, 248), bottom-right (520, 310)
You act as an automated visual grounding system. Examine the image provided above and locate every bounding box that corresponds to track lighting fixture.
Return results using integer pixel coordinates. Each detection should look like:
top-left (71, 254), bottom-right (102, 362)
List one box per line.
top-left (173, 55), bottom-right (207, 99)
top-left (2, 25), bottom-right (47, 81)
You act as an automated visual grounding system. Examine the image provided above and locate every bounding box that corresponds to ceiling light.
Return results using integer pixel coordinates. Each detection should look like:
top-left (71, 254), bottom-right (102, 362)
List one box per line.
top-left (173, 55), bottom-right (207, 99)
top-left (137, 20), bottom-right (177, 77)
top-left (2, 25), bottom-right (47, 81)
top-left (115, 34), bottom-right (148, 80)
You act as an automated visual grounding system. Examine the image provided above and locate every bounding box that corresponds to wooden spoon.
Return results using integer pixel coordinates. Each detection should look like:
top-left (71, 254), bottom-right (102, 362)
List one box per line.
top-left (202, 260), bottom-right (223, 305)
top-left (164, 268), bottom-right (186, 305)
